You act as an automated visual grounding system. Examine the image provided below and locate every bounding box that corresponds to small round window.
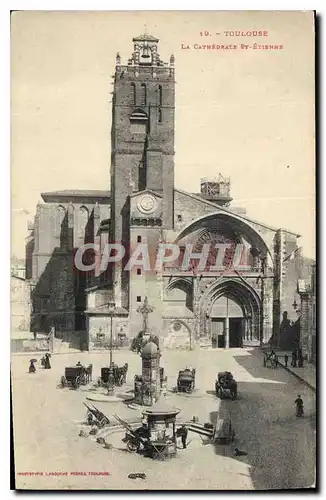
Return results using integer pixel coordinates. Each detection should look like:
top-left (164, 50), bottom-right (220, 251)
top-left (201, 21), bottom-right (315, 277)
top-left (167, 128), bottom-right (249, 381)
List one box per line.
top-left (173, 321), bottom-right (182, 332)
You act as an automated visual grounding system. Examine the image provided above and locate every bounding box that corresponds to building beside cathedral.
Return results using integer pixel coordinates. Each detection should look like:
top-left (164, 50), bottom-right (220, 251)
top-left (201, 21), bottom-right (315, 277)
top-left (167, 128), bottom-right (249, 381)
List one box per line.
top-left (25, 34), bottom-right (314, 352)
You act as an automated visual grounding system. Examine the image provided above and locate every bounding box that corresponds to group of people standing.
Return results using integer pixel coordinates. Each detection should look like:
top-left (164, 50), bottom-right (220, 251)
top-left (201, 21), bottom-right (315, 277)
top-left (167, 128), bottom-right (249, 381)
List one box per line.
top-left (28, 353), bottom-right (51, 373)
top-left (283, 348), bottom-right (304, 368)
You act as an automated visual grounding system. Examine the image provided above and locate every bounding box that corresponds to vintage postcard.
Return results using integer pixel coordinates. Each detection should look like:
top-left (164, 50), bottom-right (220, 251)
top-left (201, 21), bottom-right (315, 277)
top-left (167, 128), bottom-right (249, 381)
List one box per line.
top-left (11, 10), bottom-right (316, 490)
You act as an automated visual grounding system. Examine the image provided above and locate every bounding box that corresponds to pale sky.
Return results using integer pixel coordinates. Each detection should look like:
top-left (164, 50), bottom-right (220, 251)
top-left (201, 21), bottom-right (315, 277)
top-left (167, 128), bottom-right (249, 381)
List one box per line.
top-left (11, 10), bottom-right (315, 258)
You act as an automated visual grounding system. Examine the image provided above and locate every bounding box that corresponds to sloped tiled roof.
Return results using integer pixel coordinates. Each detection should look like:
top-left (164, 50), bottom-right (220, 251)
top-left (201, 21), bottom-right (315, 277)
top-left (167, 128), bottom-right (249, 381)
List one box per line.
top-left (132, 34), bottom-right (159, 42)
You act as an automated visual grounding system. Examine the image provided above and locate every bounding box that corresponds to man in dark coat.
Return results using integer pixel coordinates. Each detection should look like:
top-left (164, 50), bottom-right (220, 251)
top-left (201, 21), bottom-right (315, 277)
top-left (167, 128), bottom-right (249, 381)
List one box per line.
top-left (297, 348), bottom-right (304, 368)
top-left (295, 395), bottom-right (304, 417)
top-left (179, 425), bottom-right (188, 449)
top-left (284, 354), bottom-right (289, 368)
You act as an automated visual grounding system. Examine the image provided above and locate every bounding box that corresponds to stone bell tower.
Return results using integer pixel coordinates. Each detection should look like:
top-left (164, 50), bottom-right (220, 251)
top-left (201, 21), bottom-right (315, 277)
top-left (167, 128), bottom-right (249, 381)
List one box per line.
top-left (110, 34), bottom-right (175, 308)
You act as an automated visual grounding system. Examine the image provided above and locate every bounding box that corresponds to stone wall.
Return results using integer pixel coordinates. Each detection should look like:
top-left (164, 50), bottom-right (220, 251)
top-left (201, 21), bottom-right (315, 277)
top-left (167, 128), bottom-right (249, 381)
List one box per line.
top-left (162, 318), bottom-right (194, 349)
top-left (29, 200), bottom-right (110, 334)
top-left (11, 338), bottom-right (49, 353)
top-left (11, 276), bottom-right (31, 332)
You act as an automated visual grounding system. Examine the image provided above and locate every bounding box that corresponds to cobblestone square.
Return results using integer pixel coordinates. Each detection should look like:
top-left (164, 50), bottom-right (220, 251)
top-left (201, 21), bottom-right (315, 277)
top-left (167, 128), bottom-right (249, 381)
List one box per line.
top-left (12, 347), bottom-right (316, 490)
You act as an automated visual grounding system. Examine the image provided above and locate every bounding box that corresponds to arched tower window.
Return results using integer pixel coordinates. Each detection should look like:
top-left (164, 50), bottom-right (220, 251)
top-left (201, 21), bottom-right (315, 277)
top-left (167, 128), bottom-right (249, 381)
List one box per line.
top-left (55, 206), bottom-right (66, 239)
top-left (77, 206), bottom-right (89, 239)
top-left (158, 85), bottom-right (163, 106)
top-left (140, 84), bottom-right (147, 105)
top-left (130, 83), bottom-right (136, 105)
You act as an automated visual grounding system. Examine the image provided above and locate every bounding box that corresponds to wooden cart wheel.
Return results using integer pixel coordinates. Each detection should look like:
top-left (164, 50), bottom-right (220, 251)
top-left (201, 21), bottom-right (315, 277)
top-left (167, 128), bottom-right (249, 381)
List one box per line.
top-left (127, 441), bottom-right (138, 453)
top-left (60, 376), bottom-right (66, 388)
top-left (74, 376), bottom-right (81, 389)
top-left (81, 373), bottom-right (87, 385)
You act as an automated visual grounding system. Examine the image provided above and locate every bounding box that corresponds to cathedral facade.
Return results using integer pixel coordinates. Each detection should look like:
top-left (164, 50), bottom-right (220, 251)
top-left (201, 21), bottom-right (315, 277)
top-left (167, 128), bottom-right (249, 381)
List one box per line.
top-left (26, 34), bottom-right (312, 351)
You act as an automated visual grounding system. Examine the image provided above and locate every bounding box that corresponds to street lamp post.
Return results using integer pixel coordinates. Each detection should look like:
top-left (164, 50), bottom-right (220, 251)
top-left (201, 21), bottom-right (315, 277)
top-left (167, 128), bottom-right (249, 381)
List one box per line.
top-left (107, 300), bottom-right (115, 394)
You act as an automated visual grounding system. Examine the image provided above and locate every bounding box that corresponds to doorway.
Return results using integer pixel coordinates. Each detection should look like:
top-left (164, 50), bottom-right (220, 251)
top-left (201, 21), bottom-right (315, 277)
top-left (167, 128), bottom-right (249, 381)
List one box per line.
top-left (229, 318), bottom-right (243, 347)
top-left (211, 318), bottom-right (225, 348)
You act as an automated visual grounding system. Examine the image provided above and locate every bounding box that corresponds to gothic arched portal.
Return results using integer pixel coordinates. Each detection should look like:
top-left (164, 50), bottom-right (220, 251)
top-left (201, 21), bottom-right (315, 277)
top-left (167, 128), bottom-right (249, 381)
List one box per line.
top-left (201, 278), bottom-right (262, 347)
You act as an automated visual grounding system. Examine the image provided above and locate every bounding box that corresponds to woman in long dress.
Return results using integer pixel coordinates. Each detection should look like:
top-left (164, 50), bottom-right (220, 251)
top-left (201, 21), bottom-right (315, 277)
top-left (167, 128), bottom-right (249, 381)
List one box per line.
top-left (29, 360), bottom-right (36, 373)
top-left (44, 353), bottom-right (51, 369)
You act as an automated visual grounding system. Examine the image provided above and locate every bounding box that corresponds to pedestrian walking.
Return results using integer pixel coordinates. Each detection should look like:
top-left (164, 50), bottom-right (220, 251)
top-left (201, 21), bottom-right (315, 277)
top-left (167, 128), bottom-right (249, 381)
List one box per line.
top-left (284, 354), bottom-right (288, 368)
top-left (295, 394), bottom-right (304, 417)
top-left (178, 424), bottom-right (188, 449)
top-left (297, 348), bottom-right (304, 368)
top-left (43, 353), bottom-right (51, 369)
top-left (29, 359), bottom-right (36, 373)
top-left (291, 350), bottom-right (297, 368)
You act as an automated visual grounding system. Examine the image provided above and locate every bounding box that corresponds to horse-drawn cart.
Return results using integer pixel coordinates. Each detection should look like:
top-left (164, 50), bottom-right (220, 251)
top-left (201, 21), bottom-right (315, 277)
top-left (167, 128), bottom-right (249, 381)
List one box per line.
top-left (97, 363), bottom-right (128, 387)
top-left (215, 371), bottom-right (237, 400)
top-left (60, 364), bottom-right (92, 389)
top-left (61, 366), bottom-right (86, 389)
top-left (177, 368), bottom-right (196, 393)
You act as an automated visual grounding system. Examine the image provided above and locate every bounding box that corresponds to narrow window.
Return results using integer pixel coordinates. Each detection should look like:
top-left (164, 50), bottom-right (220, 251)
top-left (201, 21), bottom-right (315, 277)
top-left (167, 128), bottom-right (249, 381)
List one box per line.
top-left (177, 214), bottom-right (182, 222)
top-left (77, 206), bottom-right (89, 238)
top-left (137, 268), bottom-right (142, 276)
top-left (158, 108), bottom-right (162, 123)
top-left (140, 84), bottom-right (147, 105)
top-left (55, 206), bottom-right (66, 238)
top-left (137, 296), bottom-right (142, 302)
top-left (137, 235), bottom-right (142, 243)
top-left (158, 85), bottom-right (163, 106)
top-left (54, 205), bottom-right (66, 245)
top-left (131, 83), bottom-right (136, 105)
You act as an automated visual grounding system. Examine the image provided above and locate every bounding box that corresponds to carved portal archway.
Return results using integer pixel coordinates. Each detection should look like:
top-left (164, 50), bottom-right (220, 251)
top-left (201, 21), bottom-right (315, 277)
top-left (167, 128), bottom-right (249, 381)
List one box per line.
top-left (200, 278), bottom-right (262, 346)
top-left (173, 212), bottom-right (273, 273)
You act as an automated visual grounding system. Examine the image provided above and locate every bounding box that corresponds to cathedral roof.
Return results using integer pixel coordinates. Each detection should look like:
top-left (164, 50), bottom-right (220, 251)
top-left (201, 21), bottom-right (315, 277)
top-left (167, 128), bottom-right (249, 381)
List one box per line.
top-left (41, 190), bottom-right (110, 204)
top-left (132, 34), bottom-right (159, 42)
top-left (174, 188), bottom-right (300, 237)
